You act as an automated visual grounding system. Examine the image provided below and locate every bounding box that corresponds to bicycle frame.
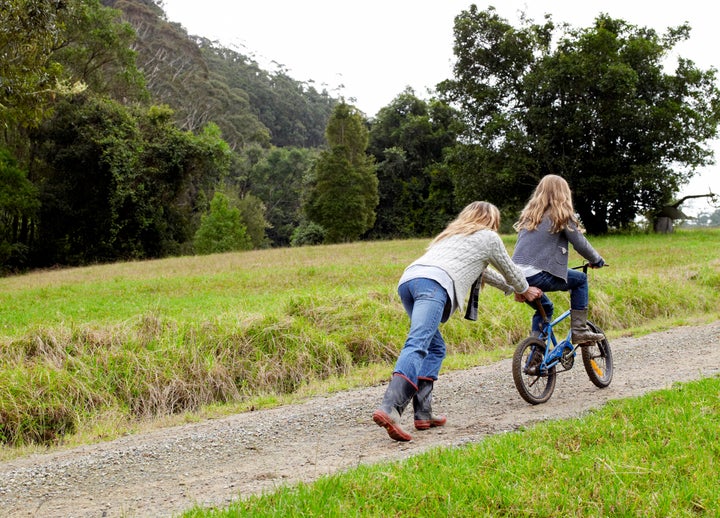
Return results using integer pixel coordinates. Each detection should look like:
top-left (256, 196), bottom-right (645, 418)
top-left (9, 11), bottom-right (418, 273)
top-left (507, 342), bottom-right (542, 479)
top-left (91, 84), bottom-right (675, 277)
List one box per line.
top-left (530, 262), bottom-right (603, 374)
top-left (535, 306), bottom-right (575, 373)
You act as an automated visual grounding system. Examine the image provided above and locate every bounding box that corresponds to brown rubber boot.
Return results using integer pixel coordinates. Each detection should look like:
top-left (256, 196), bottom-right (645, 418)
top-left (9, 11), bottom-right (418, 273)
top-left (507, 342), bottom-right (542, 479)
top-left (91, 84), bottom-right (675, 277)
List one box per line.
top-left (413, 377), bottom-right (447, 430)
top-left (372, 374), bottom-right (417, 441)
top-left (571, 309), bottom-right (605, 344)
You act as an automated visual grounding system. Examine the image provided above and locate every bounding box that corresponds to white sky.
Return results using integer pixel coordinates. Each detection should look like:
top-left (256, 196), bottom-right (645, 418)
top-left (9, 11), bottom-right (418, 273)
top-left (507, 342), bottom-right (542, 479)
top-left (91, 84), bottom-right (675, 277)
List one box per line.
top-left (161, 0), bottom-right (719, 215)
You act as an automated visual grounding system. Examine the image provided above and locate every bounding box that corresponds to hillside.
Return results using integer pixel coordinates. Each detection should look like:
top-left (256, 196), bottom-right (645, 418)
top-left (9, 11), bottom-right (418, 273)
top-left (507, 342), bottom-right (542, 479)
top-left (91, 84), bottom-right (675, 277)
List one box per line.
top-left (103, 0), bottom-right (336, 149)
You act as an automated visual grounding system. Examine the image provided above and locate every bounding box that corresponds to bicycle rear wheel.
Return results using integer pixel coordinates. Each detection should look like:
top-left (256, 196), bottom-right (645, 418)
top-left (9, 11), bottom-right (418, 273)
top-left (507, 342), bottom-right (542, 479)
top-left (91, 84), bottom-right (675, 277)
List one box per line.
top-left (512, 337), bottom-right (557, 404)
top-left (581, 321), bottom-right (613, 388)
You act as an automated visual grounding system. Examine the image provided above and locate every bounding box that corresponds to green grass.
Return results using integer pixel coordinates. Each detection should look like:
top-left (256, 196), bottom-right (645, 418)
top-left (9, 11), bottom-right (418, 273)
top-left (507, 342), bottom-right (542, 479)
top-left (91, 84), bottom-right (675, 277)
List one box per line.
top-left (0, 229), bottom-right (719, 452)
top-left (183, 376), bottom-right (720, 517)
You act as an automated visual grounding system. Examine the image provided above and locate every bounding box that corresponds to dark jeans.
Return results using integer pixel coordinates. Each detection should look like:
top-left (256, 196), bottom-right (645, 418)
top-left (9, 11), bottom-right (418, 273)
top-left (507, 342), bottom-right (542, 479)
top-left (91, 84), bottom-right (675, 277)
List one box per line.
top-left (525, 269), bottom-right (589, 334)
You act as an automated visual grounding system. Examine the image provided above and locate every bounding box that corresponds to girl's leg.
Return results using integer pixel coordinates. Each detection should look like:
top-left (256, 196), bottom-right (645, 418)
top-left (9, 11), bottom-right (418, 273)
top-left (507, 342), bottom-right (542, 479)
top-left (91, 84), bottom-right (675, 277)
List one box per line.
top-left (524, 272), bottom-right (562, 334)
top-left (565, 268), bottom-right (589, 309)
top-left (527, 270), bottom-right (589, 311)
top-left (564, 269), bottom-right (603, 343)
top-left (525, 294), bottom-right (553, 335)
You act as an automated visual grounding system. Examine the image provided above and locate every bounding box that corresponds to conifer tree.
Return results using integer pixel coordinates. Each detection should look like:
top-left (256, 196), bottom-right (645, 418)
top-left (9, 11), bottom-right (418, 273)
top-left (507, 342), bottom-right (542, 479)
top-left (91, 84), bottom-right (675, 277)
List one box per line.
top-left (304, 103), bottom-right (378, 243)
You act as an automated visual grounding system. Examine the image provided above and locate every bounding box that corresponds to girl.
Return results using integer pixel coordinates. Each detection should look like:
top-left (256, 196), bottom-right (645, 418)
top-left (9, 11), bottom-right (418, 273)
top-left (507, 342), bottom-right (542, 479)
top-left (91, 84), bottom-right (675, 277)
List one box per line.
top-left (512, 175), bottom-right (605, 343)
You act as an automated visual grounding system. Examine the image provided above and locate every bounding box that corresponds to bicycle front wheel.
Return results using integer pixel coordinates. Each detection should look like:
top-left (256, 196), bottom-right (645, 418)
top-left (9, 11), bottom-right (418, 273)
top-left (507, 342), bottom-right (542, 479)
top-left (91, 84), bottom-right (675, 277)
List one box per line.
top-left (581, 321), bottom-right (613, 388)
top-left (512, 337), bottom-right (557, 405)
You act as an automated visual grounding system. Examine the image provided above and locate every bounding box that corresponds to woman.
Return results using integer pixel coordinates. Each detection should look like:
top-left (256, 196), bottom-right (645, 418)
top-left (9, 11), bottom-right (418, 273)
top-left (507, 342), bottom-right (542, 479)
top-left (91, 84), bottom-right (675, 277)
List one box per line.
top-left (512, 174), bottom-right (605, 343)
top-left (372, 201), bottom-right (541, 442)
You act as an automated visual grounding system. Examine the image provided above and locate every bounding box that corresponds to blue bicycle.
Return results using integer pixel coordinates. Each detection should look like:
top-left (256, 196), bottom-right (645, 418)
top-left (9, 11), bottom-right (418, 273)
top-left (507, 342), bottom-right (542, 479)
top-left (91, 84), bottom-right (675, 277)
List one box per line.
top-left (512, 264), bottom-right (613, 404)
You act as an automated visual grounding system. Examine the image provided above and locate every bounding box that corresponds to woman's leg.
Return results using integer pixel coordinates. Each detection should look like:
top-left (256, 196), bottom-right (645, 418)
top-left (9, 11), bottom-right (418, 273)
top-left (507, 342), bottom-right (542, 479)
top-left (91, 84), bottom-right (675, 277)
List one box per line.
top-left (417, 330), bottom-right (446, 380)
top-left (373, 277), bottom-right (448, 442)
top-left (394, 278), bottom-right (448, 384)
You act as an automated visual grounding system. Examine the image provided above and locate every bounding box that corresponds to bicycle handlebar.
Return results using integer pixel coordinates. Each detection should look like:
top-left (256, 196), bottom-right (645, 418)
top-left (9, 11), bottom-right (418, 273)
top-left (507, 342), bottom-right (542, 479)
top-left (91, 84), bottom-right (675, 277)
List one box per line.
top-left (572, 263), bottom-right (609, 274)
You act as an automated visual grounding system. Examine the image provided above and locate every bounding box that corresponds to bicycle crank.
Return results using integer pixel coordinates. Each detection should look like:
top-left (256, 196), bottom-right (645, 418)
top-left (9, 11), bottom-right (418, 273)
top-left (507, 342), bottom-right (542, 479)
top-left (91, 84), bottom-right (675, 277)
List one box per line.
top-left (560, 349), bottom-right (575, 369)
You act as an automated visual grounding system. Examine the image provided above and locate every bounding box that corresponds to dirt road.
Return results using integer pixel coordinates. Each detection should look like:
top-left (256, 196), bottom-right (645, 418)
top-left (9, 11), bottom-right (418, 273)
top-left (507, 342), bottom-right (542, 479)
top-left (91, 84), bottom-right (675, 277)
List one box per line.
top-left (1, 321), bottom-right (719, 517)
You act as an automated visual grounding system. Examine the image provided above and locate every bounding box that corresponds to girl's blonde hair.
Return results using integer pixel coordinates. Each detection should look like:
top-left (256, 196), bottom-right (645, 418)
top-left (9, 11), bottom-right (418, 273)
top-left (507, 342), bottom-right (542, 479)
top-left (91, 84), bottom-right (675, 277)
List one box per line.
top-left (513, 174), bottom-right (581, 233)
top-left (430, 201), bottom-right (500, 246)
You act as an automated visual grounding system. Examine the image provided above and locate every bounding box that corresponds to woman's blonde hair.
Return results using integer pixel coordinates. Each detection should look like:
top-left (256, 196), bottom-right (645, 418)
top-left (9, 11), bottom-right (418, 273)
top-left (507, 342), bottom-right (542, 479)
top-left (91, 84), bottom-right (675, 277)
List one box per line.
top-left (513, 174), bottom-right (580, 233)
top-left (430, 201), bottom-right (500, 246)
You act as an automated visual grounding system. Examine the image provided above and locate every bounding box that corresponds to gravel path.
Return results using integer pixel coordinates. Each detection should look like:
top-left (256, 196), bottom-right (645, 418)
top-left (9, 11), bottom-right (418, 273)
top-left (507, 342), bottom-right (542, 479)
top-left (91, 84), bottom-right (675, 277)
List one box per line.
top-left (1, 321), bottom-right (719, 517)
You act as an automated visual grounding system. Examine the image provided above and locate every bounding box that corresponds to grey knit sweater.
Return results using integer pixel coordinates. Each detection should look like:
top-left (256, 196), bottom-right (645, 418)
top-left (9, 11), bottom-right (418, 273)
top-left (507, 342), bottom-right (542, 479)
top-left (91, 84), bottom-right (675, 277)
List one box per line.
top-left (402, 230), bottom-right (529, 314)
top-left (512, 217), bottom-right (602, 281)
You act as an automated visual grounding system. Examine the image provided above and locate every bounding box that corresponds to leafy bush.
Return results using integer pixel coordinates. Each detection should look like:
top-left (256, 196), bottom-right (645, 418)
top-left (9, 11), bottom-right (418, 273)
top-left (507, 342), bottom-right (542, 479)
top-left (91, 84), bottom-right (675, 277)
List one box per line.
top-left (290, 221), bottom-right (326, 246)
top-left (194, 192), bottom-right (252, 254)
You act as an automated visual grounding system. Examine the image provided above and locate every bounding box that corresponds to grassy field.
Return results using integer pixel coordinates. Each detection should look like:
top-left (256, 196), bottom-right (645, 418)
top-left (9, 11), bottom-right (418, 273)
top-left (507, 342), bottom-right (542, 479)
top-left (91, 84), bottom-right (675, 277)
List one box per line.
top-left (1, 229), bottom-right (719, 454)
top-left (182, 376), bottom-right (720, 517)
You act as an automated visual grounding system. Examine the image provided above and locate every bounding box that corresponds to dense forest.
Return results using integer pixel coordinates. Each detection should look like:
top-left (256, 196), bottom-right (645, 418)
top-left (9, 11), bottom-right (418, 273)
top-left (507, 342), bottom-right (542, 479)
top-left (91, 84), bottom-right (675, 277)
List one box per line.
top-left (1, 1), bottom-right (719, 273)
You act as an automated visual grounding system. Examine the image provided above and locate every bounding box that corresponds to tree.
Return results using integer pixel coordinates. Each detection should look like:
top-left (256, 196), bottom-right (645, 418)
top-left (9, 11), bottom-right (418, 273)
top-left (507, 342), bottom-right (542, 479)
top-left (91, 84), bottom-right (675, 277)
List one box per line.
top-left (248, 146), bottom-right (317, 247)
top-left (29, 95), bottom-right (232, 266)
top-left (194, 191), bottom-right (251, 254)
top-left (53, 0), bottom-right (146, 101)
top-left (304, 102), bottom-right (378, 243)
top-left (694, 208), bottom-right (720, 227)
top-left (439, 7), bottom-right (720, 233)
top-left (651, 192), bottom-right (717, 233)
top-left (368, 89), bottom-right (462, 238)
top-left (0, 0), bottom-right (70, 129)
top-left (235, 192), bottom-right (270, 248)
top-left (0, 149), bottom-right (39, 270)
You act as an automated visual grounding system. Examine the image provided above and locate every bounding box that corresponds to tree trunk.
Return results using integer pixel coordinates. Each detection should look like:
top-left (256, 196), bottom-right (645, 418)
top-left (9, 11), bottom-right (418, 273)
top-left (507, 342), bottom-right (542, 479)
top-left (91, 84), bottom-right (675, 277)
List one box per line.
top-left (653, 216), bottom-right (674, 234)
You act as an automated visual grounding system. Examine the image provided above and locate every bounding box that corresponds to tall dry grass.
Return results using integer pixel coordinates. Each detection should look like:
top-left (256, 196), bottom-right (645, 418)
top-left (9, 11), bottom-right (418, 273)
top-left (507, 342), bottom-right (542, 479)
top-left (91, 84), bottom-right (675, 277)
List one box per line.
top-left (1, 229), bottom-right (718, 448)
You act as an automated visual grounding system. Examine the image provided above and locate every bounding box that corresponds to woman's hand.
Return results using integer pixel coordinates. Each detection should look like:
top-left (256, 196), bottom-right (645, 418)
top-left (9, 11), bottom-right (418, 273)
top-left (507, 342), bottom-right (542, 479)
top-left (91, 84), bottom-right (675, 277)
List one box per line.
top-left (516, 286), bottom-right (542, 302)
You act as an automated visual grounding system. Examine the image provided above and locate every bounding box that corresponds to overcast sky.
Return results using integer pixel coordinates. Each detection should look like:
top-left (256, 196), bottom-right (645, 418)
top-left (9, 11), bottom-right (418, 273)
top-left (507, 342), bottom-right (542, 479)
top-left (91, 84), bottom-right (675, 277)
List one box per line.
top-left (161, 0), bottom-right (719, 214)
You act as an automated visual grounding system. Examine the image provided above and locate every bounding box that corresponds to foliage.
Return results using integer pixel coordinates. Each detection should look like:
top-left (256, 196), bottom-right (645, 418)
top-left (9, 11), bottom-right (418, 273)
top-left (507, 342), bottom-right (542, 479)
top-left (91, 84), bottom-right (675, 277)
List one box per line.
top-left (290, 220), bottom-right (326, 247)
top-left (29, 95), bottom-right (231, 265)
top-left (0, 149), bottom-right (39, 270)
top-left (0, 0), bottom-right (69, 128)
top-left (107, 0), bottom-right (335, 151)
top-left (194, 191), bottom-right (252, 254)
top-left (235, 192), bottom-right (270, 249)
top-left (693, 208), bottom-right (720, 227)
top-left (199, 41), bottom-right (337, 149)
top-left (439, 7), bottom-right (720, 233)
top-left (367, 88), bottom-right (463, 238)
top-left (0, 0), bottom-right (345, 271)
top-left (53, 0), bottom-right (147, 101)
top-left (305, 103), bottom-right (379, 243)
top-left (248, 146), bottom-right (318, 246)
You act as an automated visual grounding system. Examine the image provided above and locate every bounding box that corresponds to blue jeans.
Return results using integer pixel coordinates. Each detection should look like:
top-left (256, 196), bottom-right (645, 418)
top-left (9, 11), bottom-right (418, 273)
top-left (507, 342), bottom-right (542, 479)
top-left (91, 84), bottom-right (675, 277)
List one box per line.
top-left (525, 269), bottom-right (589, 334)
top-left (394, 278), bottom-right (449, 384)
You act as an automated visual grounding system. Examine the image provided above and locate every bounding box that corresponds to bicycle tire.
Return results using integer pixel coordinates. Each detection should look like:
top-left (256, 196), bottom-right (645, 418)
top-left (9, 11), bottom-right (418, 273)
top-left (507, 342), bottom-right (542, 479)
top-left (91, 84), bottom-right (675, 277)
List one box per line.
top-left (512, 337), bottom-right (557, 404)
top-left (580, 321), bottom-right (613, 388)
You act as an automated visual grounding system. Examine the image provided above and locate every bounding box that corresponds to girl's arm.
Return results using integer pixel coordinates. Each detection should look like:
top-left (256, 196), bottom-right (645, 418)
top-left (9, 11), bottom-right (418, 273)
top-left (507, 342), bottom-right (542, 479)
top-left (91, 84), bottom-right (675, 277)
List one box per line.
top-left (565, 223), bottom-right (603, 264)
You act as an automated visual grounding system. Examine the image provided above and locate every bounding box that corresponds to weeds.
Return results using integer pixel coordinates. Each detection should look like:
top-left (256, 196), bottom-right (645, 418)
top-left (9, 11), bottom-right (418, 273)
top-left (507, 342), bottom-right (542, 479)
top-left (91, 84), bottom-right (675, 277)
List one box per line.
top-left (0, 230), bottom-right (719, 447)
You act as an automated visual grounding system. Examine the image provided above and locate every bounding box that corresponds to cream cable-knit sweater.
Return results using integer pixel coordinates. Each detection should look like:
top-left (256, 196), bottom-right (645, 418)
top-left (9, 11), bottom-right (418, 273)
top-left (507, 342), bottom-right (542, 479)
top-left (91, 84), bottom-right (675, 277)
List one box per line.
top-left (405, 230), bottom-right (529, 313)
